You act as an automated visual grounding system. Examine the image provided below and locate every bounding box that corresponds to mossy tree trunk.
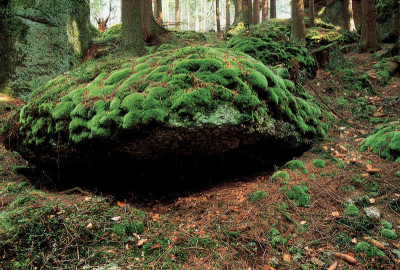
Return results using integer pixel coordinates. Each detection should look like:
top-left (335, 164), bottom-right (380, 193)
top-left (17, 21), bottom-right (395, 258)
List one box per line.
top-left (243, 0), bottom-right (252, 25)
top-left (343, 0), bottom-right (356, 31)
top-left (291, 0), bottom-right (306, 44)
top-left (175, 0), bottom-right (180, 29)
top-left (121, 0), bottom-right (146, 55)
top-left (253, 0), bottom-right (260, 24)
top-left (270, 0), bottom-right (276, 18)
top-left (154, 0), bottom-right (162, 24)
top-left (142, 0), bottom-right (163, 44)
top-left (226, 0), bottom-right (231, 28)
top-left (235, 0), bottom-right (243, 23)
top-left (262, 0), bottom-right (268, 21)
top-left (216, 0), bottom-right (221, 32)
top-left (359, 0), bottom-right (380, 53)
top-left (309, 0), bottom-right (315, 27)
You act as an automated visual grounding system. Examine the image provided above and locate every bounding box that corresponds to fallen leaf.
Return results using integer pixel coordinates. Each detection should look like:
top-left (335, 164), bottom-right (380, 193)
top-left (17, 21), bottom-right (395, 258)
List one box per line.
top-left (111, 216), bottom-right (121, 221)
top-left (84, 197), bottom-right (92, 202)
top-left (86, 223), bottom-right (93, 229)
top-left (323, 146), bottom-right (328, 151)
top-left (351, 238), bottom-right (357, 244)
top-left (327, 261), bottom-right (338, 270)
top-left (151, 243), bottom-right (160, 249)
top-left (362, 173), bottom-right (369, 178)
top-left (117, 201), bottom-right (127, 207)
top-left (300, 221), bottom-right (307, 225)
top-left (152, 214), bottom-right (160, 222)
top-left (366, 164), bottom-right (373, 170)
top-left (169, 254), bottom-right (177, 261)
top-left (354, 138), bottom-right (364, 143)
top-left (263, 266), bottom-right (276, 270)
top-left (229, 206), bottom-right (241, 212)
top-left (338, 144), bottom-right (347, 152)
top-left (56, 210), bottom-right (65, 215)
top-left (126, 243), bottom-right (130, 250)
top-left (367, 168), bottom-right (382, 174)
top-left (283, 253), bottom-right (291, 262)
top-left (334, 253), bottom-right (357, 264)
top-left (238, 212), bottom-right (246, 220)
top-left (106, 249), bottom-right (116, 254)
top-left (332, 211), bottom-right (340, 217)
top-left (369, 198), bottom-right (376, 203)
top-left (137, 239), bottom-right (148, 247)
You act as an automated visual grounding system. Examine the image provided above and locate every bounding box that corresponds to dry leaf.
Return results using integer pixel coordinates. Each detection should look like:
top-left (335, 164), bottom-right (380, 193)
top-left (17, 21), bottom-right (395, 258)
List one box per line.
top-left (338, 144), bottom-right (347, 152)
top-left (125, 243), bottom-right (130, 250)
top-left (169, 254), bottom-right (177, 261)
top-left (351, 238), bottom-right (357, 244)
top-left (84, 197), bottom-right (92, 202)
top-left (323, 146), bottom-right (328, 151)
top-left (334, 253), bottom-right (357, 264)
top-left (151, 243), bottom-right (160, 249)
top-left (152, 214), bottom-right (160, 222)
top-left (86, 223), bottom-right (93, 229)
top-left (106, 249), bottom-right (116, 254)
top-left (354, 138), bottom-right (364, 143)
top-left (283, 253), bottom-right (291, 262)
top-left (300, 221), bottom-right (307, 225)
top-left (362, 173), bottom-right (369, 178)
top-left (332, 211), bottom-right (340, 217)
top-left (263, 265), bottom-right (276, 270)
top-left (327, 261), bottom-right (338, 270)
top-left (117, 201), bottom-right (127, 207)
top-left (137, 239), bottom-right (148, 247)
top-left (229, 206), bottom-right (241, 212)
top-left (111, 216), bottom-right (121, 221)
top-left (366, 164), bottom-right (373, 170)
top-left (238, 212), bottom-right (246, 220)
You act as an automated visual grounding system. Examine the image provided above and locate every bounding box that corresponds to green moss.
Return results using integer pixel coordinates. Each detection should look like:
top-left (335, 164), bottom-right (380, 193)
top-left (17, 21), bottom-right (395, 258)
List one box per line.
top-left (271, 171), bottom-right (290, 182)
top-left (286, 185), bottom-right (310, 206)
top-left (382, 229), bottom-right (398, 240)
top-left (10, 194), bottom-right (38, 208)
top-left (285, 160), bottom-right (308, 174)
top-left (249, 190), bottom-right (268, 202)
top-left (356, 241), bottom-right (385, 257)
top-left (312, 159), bottom-right (326, 168)
top-left (382, 220), bottom-right (392, 229)
top-left (104, 68), bottom-right (132, 86)
top-left (11, 166), bottom-right (34, 177)
top-left (276, 68), bottom-right (290, 79)
top-left (343, 203), bottom-right (359, 217)
top-left (0, 182), bottom-right (19, 195)
top-left (52, 102), bottom-right (75, 120)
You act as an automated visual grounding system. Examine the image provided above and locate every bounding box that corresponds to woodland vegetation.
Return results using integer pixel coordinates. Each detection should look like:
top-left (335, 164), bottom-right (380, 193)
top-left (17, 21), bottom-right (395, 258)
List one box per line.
top-left (1, 0), bottom-right (400, 269)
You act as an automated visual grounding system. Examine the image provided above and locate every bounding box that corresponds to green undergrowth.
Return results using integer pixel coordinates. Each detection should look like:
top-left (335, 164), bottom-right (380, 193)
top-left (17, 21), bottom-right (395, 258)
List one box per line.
top-left (360, 121), bottom-right (400, 162)
top-left (286, 185), bottom-right (310, 207)
top-left (373, 56), bottom-right (400, 85)
top-left (12, 46), bottom-right (328, 147)
top-left (285, 160), bottom-right (308, 174)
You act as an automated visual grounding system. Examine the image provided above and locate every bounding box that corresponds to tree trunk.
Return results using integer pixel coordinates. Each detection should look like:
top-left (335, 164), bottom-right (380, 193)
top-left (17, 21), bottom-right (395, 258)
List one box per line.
top-left (216, 0), bottom-right (221, 32)
top-left (187, 0), bottom-right (190, 30)
top-left (154, 0), bottom-right (163, 24)
top-left (203, 0), bottom-right (207, 31)
top-left (261, 0), bottom-right (268, 21)
top-left (291, 0), bottom-right (305, 44)
top-left (121, 0), bottom-right (146, 55)
top-left (175, 0), bottom-right (180, 29)
top-left (195, 1), bottom-right (199, 31)
top-left (243, 0), bottom-right (251, 25)
top-left (235, 0), bottom-right (243, 23)
top-left (142, 0), bottom-right (162, 44)
top-left (270, 0), bottom-right (276, 18)
top-left (226, 0), bottom-right (231, 28)
top-left (309, 0), bottom-right (315, 27)
top-left (343, 0), bottom-right (356, 31)
top-left (253, 0), bottom-right (260, 24)
top-left (359, 0), bottom-right (380, 53)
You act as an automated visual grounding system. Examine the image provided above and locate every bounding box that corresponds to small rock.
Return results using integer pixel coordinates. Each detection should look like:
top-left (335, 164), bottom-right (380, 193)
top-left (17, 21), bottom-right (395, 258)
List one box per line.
top-left (364, 206), bottom-right (381, 220)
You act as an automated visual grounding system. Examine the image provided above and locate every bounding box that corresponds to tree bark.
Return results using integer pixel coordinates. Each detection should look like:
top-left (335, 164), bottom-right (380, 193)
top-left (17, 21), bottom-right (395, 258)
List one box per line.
top-left (309, 0), bottom-right (315, 27)
top-left (121, 0), bottom-right (146, 55)
top-left (253, 0), bottom-right (260, 24)
top-left (235, 0), bottom-right (243, 23)
top-left (343, 0), bottom-right (356, 31)
top-left (154, 0), bottom-right (163, 24)
top-left (243, 0), bottom-right (251, 25)
top-left (142, 0), bottom-right (162, 44)
top-left (187, 0), bottom-right (190, 30)
top-left (359, 0), bottom-right (380, 53)
top-left (291, 0), bottom-right (305, 44)
top-left (226, 0), bottom-right (231, 28)
top-left (175, 0), bottom-right (180, 29)
top-left (216, 0), bottom-right (221, 32)
top-left (261, 0), bottom-right (268, 21)
top-left (270, 0), bottom-right (276, 18)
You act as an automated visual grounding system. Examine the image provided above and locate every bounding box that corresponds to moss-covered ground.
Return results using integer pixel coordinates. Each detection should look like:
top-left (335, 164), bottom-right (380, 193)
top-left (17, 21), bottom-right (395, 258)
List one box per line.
top-left (1, 21), bottom-right (400, 269)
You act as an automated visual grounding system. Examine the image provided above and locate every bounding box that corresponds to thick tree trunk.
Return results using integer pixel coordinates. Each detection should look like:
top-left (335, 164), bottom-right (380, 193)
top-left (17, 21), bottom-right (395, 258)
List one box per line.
top-left (142, 0), bottom-right (162, 44)
top-left (253, 0), bottom-right (260, 24)
top-left (243, 0), bottom-right (251, 25)
top-left (235, 0), bottom-right (243, 23)
top-left (359, 0), bottom-right (380, 53)
top-left (343, 0), bottom-right (356, 31)
top-left (270, 0), bottom-right (276, 18)
top-left (309, 0), bottom-right (315, 27)
top-left (226, 0), bottom-right (231, 27)
top-left (291, 0), bottom-right (305, 44)
top-left (175, 0), bottom-right (180, 29)
top-left (261, 0), bottom-right (268, 21)
top-left (216, 0), bottom-right (221, 32)
top-left (154, 0), bottom-right (163, 24)
top-left (121, 0), bottom-right (146, 55)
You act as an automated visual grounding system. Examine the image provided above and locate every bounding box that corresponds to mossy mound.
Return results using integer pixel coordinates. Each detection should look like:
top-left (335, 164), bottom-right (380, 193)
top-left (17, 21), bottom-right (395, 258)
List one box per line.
top-left (360, 121), bottom-right (400, 162)
top-left (227, 36), bottom-right (317, 78)
top-left (5, 46), bottom-right (328, 185)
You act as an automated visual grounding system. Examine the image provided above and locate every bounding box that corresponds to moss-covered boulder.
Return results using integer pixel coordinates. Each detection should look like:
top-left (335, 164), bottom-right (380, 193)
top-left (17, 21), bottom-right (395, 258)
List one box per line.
top-left (0, 0), bottom-right (92, 98)
top-left (360, 122), bottom-right (400, 162)
top-left (4, 46), bottom-right (328, 184)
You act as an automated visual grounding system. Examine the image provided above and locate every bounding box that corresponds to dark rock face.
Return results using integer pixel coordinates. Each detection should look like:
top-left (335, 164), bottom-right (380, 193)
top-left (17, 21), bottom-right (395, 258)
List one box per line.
top-left (0, 0), bottom-right (92, 98)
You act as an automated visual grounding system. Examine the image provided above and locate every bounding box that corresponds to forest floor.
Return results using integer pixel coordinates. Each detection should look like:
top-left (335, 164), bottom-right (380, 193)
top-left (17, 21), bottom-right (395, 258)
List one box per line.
top-left (1, 35), bottom-right (400, 269)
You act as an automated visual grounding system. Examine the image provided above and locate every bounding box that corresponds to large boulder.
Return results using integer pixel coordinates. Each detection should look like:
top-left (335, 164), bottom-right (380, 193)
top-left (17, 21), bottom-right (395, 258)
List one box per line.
top-left (4, 47), bottom-right (329, 185)
top-left (0, 0), bottom-right (92, 98)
